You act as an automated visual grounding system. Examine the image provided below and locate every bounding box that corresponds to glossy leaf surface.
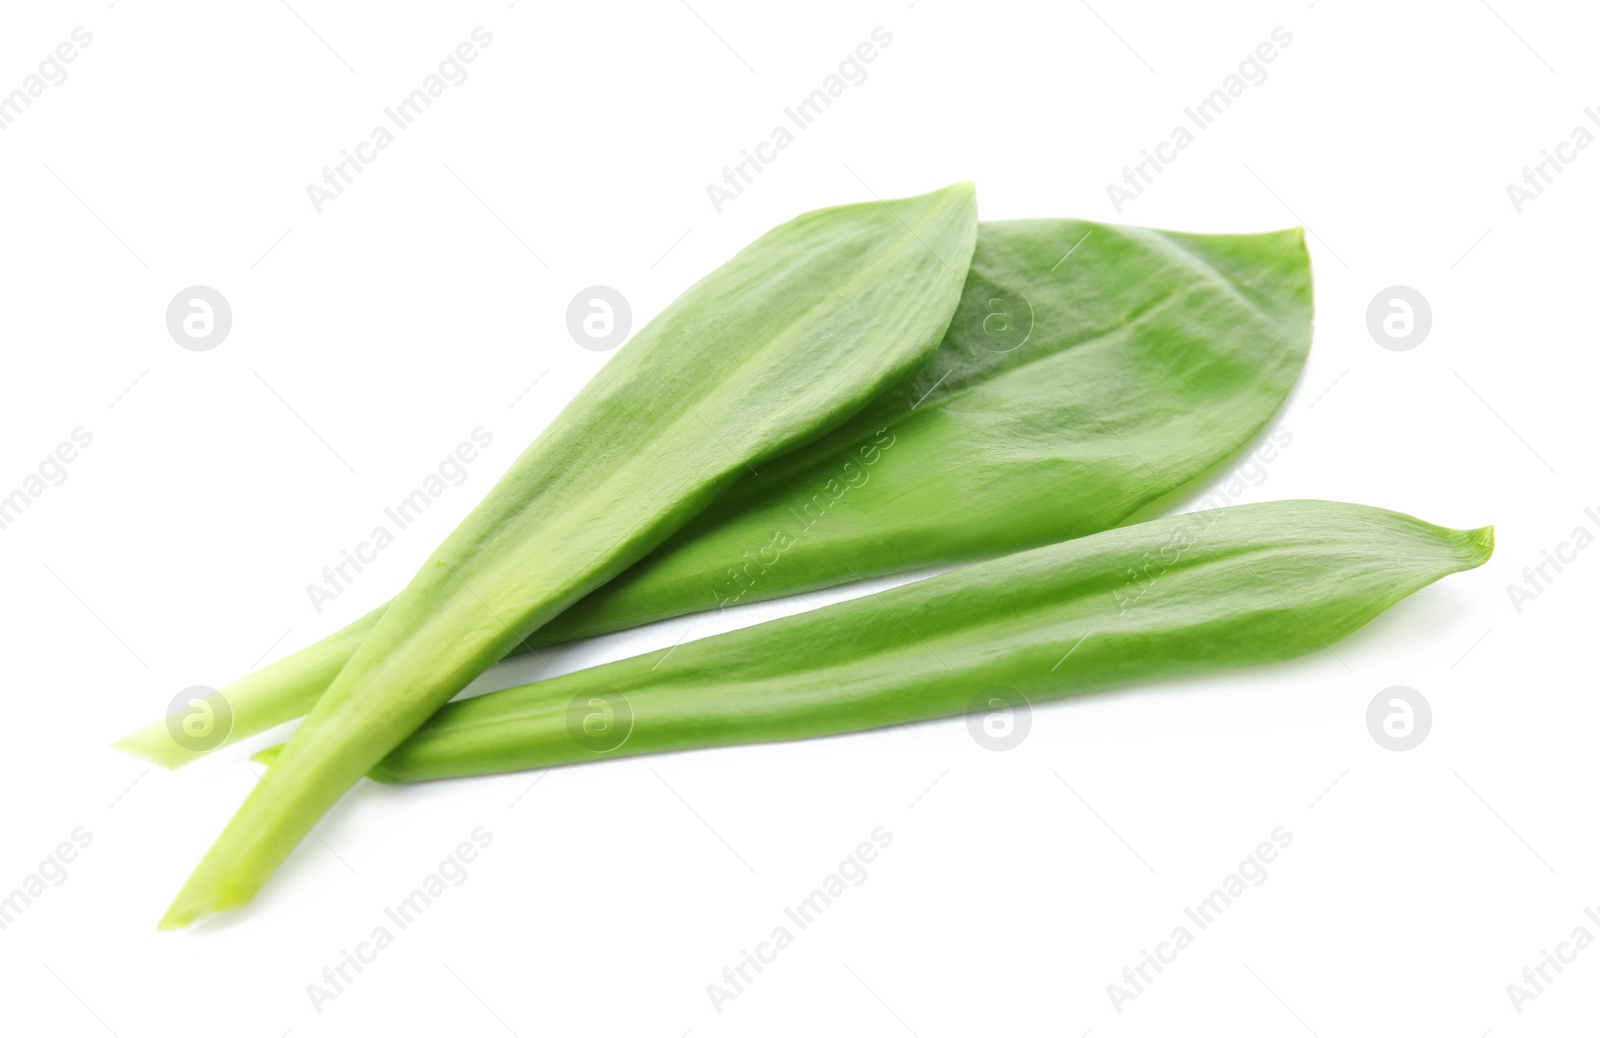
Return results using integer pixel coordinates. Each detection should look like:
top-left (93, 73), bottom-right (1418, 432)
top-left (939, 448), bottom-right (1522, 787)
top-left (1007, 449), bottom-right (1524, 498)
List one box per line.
top-left (355, 501), bottom-right (1491, 782)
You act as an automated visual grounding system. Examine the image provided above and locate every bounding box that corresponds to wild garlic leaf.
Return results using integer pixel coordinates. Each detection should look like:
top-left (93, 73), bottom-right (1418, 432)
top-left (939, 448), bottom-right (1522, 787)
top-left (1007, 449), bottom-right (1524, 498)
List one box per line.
top-left (353, 501), bottom-right (1491, 782)
top-left (157, 183), bottom-right (979, 928)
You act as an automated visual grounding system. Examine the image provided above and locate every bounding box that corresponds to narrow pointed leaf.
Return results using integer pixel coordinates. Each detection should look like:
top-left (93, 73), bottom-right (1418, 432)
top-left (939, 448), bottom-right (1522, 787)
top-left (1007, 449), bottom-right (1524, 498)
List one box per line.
top-left (316, 501), bottom-right (1491, 782)
top-left (157, 184), bottom-right (979, 928)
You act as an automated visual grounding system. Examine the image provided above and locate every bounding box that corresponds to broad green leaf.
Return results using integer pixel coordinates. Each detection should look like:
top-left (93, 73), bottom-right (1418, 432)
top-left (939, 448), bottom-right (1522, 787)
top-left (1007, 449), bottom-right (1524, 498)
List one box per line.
top-left (157, 184), bottom-right (979, 928)
top-left (540, 218), bottom-right (1312, 639)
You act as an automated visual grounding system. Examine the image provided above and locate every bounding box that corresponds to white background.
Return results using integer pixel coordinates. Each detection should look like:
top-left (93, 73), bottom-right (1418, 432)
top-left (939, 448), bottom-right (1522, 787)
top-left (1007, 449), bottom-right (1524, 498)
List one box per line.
top-left (0, 1), bottom-right (1593, 1034)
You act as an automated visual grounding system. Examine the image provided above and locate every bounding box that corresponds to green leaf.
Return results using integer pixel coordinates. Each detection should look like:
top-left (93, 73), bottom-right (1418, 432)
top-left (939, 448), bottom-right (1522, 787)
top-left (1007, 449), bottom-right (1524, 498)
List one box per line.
top-left (157, 183), bottom-right (979, 928)
top-left (117, 218), bottom-right (1312, 770)
top-left (333, 501), bottom-right (1491, 783)
top-left (539, 219), bottom-right (1313, 640)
